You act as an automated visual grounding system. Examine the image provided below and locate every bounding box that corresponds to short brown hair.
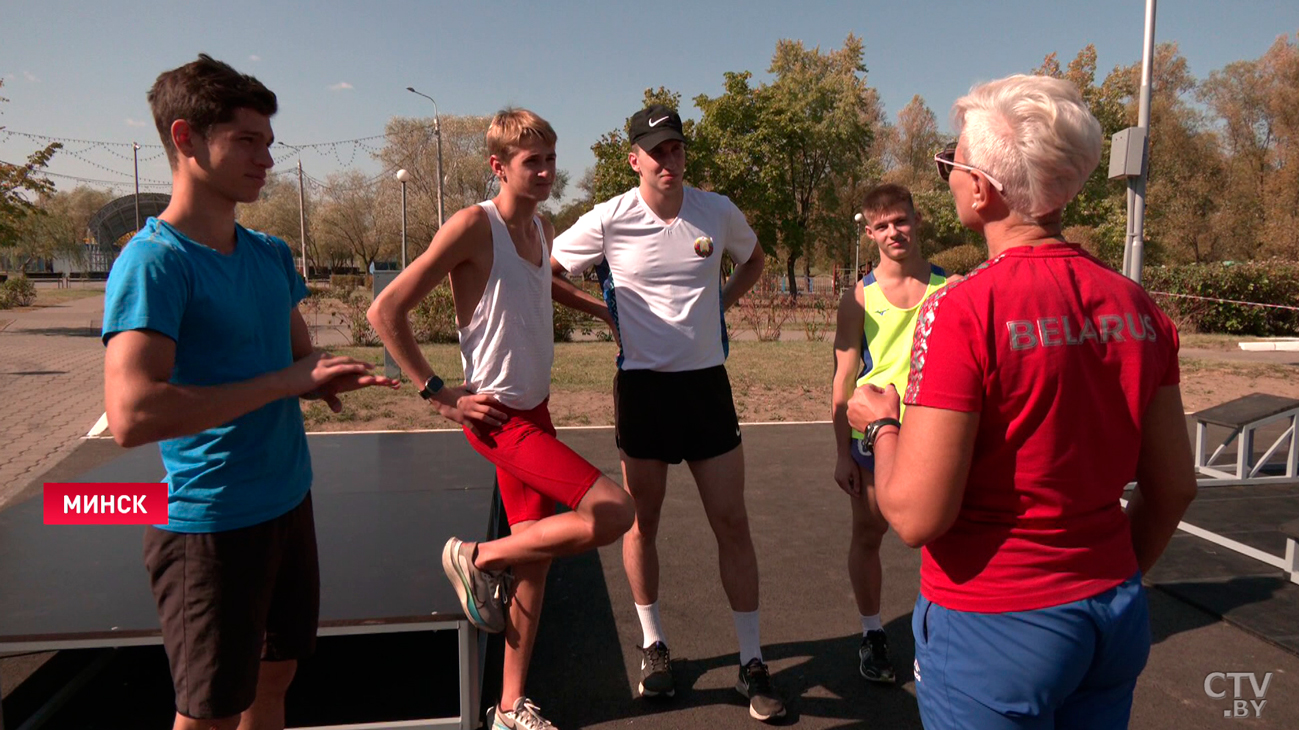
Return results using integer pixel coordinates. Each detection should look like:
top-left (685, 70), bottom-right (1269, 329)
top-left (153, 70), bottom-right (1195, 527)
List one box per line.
top-left (486, 108), bottom-right (557, 162)
top-left (148, 54), bottom-right (277, 167)
top-left (861, 183), bottom-right (916, 220)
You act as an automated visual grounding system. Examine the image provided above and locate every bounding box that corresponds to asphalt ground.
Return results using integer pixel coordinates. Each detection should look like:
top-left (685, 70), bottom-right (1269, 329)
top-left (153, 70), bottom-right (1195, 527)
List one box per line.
top-left (2, 423), bottom-right (1298, 728)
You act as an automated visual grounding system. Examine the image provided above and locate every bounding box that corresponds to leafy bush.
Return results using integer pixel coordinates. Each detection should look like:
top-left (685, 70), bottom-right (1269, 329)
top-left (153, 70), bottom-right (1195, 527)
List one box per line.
top-left (330, 274), bottom-right (368, 292)
top-left (411, 284), bottom-right (459, 344)
top-left (931, 244), bottom-right (988, 276)
top-left (0, 276), bottom-right (37, 309)
top-left (736, 274), bottom-right (795, 341)
top-left (1143, 260), bottom-right (1299, 336)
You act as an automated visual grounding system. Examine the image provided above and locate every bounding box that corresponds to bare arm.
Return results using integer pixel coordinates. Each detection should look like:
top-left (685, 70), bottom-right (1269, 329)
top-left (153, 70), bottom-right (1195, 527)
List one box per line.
top-left (550, 256), bottom-right (611, 321)
top-left (369, 207), bottom-right (482, 387)
top-left (104, 328), bottom-right (373, 449)
top-left (367, 207), bottom-right (506, 430)
top-left (831, 284), bottom-right (866, 496)
top-left (1126, 384), bottom-right (1198, 572)
top-left (722, 244), bottom-right (764, 310)
top-left (848, 386), bottom-right (979, 547)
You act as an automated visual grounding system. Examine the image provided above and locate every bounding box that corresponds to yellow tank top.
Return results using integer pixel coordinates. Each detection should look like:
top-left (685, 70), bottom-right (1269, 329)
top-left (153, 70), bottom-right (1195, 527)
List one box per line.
top-left (851, 266), bottom-right (947, 439)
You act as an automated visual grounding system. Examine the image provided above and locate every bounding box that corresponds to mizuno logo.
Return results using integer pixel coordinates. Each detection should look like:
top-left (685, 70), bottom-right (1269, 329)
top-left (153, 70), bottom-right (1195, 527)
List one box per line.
top-left (875, 309), bottom-right (888, 316)
top-left (648, 116), bottom-right (670, 127)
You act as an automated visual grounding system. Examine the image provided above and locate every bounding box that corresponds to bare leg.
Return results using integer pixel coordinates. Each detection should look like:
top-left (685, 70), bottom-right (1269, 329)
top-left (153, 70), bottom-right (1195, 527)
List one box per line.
top-left (620, 454), bottom-right (670, 605)
top-left (497, 519), bottom-right (551, 713)
top-left (848, 473), bottom-right (888, 619)
top-left (688, 446), bottom-right (758, 612)
top-left (475, 477), bottom-right (633, 570)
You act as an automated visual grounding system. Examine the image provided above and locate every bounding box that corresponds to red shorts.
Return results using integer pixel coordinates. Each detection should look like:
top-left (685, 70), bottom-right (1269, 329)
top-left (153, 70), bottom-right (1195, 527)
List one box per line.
top-left (462, 399), bottom-right (603, 525)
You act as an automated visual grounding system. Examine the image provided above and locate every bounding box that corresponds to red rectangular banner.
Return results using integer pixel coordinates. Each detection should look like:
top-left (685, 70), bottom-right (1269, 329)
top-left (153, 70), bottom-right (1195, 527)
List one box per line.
top-left (43, 483), bottom-right (168, 525)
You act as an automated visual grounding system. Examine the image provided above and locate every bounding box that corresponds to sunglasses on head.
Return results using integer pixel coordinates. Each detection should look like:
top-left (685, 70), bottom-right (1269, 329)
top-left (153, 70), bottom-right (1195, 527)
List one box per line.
top-left (934, 144), bottom-right (1005, 192)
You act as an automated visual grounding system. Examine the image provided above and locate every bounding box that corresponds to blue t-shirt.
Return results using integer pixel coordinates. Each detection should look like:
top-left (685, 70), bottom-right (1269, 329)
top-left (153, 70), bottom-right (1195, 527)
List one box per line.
top-left (102, 217), bottom-right (312, 533)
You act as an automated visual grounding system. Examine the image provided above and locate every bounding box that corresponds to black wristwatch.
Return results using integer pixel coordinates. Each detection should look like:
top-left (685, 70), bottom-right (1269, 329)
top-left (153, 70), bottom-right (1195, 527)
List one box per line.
top-left (418, 375), bottom-right (445, 401)
top-left (862, 417), bottom-right (902, 454)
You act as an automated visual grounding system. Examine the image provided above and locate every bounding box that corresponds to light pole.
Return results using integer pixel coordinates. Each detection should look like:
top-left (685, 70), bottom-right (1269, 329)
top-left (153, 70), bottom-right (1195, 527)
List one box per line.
top-left (132, 143), bottom-right (141, 232)
top-left (396, 169), bottom-right (410, 269)
top-left (406, 86), bottom-right (445, 228)
top-left (853, 212), bottom-right (864, 282)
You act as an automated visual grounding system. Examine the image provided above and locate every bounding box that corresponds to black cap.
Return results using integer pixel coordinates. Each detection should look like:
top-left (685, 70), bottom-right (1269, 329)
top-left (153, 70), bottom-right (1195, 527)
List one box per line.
top-left (629, 104), bottom-right (686, 151)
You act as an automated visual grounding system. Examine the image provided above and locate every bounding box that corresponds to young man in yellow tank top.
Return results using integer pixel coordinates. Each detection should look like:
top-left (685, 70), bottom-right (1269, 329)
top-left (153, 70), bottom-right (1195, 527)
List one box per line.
top-left (369, 109), bottom-right (634, 730)
top-left (831, 184), bottom-right (948, 684)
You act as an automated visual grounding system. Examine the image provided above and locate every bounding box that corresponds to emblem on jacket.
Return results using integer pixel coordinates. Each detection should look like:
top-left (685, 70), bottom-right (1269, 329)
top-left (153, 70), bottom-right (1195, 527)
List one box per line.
top-left (694, 236), bottom-right (714, 258)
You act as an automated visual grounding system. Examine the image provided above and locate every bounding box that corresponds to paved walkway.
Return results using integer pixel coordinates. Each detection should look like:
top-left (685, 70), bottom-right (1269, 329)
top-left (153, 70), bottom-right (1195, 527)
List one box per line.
top-left (0, 295), bottom-right (107, 508)
top-left (1, 291), bottom-right (1295, 511)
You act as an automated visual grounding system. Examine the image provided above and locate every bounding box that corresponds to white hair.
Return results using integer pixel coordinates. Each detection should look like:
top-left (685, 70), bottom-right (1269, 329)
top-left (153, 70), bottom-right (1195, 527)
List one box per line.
top-left (952, 74), bottom-right (1102, 222)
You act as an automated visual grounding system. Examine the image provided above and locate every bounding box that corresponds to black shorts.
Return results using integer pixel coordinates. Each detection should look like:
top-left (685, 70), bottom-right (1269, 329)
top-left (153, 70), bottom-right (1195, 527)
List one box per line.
top-left (614, 365), bottom-right (742, 464)
top-left (143, 493), bottom-right (320, 720)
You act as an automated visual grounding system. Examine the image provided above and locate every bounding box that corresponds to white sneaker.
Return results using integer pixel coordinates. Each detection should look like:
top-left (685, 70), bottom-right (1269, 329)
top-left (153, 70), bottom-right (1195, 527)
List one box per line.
top-left (491, 697), bottom-right (557, 730)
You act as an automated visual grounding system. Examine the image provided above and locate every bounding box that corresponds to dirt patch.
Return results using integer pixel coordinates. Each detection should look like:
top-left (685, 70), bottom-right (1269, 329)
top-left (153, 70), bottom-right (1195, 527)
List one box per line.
top-left (298, 344), bottom-right (1298, 431)
top-left (1179, 360), bottom-right (1299, 412)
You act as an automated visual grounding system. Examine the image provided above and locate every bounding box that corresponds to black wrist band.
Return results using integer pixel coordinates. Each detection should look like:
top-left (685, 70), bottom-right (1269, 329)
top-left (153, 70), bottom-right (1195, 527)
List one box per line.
top-left (863, 417), bottom-right (902, 453)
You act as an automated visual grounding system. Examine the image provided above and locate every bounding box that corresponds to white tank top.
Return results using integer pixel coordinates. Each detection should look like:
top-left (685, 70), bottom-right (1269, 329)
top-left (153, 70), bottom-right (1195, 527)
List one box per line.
top-left (458, 200), bottom-right (554, 410)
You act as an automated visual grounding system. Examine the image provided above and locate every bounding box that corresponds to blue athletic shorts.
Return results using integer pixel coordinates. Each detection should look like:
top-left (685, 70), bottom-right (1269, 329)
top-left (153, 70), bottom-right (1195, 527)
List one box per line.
top-left (912, 571), bottom-right (1150, 730)
top-left (850, 436), bottom-right (875, 471)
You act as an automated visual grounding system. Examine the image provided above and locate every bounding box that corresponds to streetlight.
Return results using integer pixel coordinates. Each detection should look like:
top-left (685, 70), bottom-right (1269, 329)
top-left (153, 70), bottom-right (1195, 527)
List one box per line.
top-left (853, 212), bottom-right (865, 282)
top-left (406, 86), bottom-right (445, 228)
top-left (396, 169), bottom-right (410, 269)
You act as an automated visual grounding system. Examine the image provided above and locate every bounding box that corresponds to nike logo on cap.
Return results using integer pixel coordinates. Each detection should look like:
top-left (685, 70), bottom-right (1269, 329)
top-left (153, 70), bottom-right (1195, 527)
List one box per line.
top-left (648, 116), bottom-right (670, 127)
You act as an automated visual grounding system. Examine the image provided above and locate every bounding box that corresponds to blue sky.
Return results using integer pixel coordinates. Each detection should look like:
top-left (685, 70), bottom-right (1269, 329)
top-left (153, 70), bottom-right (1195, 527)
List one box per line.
top-left (2, 0), bottom-right (1297, 200)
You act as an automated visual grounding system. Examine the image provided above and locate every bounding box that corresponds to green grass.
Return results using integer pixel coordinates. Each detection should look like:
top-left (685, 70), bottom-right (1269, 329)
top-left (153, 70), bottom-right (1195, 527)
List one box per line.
top-left (32, 288), bottom-right (106, 307)
top-left (334, 340), bottom-right (833, 390)
top-left (306, 341), bottom-right (836, 429)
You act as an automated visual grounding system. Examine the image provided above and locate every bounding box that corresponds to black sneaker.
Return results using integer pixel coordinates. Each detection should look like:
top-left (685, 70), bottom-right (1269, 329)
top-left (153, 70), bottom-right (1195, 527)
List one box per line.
top-left (736, 658), bottom-right (785, 722)
top-left (638, 641), bottom-right (675, 697)
top-left (859, 630), bottom-right (896, 684)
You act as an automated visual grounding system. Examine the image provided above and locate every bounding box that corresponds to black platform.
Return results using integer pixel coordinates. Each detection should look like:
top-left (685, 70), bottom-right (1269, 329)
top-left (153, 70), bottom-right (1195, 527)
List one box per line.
top-left (1195, 394), bottom-right (1299, 429)
top-left (0, 431), bottom-right (500, 729)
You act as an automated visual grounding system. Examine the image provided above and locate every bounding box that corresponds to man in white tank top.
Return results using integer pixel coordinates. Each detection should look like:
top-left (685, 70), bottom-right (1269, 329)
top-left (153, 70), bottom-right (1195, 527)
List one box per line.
top-left (551, 105), bottom-right (785, 723)
top-left (369, 109), bottom-right (635, 730)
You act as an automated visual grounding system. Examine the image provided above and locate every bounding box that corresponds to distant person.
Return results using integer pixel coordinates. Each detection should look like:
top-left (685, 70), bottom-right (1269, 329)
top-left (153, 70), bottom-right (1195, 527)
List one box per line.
top-left (847, 74), bottom-right (1198, 729)
top-left (102, 54), bottom-right (396, 730)
top-left (550, 104), bottom-right (784, 723)
top-left (831, 183), bottom-right (947, 684)
top-left (368, 108), bottom-right (634, 730)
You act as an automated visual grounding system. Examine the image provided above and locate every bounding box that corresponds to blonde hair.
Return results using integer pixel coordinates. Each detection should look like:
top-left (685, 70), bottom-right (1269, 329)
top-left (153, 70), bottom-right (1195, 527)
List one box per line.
top-left (486, 108), bottom-right (557, 162)
top-left (952, 74), bottom-right (1102, 222)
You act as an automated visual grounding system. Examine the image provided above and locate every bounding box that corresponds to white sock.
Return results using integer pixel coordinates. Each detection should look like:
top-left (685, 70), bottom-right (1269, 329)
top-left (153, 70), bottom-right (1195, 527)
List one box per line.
top-left (861, 613), bottom-right (883, 635)
top-left (636, 602), bottom-right (667, 649)
top-left (733, 609), bottom-right (763, 665)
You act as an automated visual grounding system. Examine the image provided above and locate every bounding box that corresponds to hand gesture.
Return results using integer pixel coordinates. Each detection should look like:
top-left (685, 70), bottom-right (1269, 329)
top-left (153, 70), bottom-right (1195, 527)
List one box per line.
top-left (847, 383), bottom-right (901, 433)
top-left (284, 351), bottom-right (376, 398)
top-left (304, 372), bottom-right (401, 413)
top-left (835, 453), bottom-right (863, 498)
top-left (432, 385), bottom-right (508, 436)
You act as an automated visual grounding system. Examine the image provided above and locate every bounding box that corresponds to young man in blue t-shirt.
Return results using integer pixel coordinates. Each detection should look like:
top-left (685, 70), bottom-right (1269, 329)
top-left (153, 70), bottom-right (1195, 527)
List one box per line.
top-left (102, 55), bottom-right (396, 730)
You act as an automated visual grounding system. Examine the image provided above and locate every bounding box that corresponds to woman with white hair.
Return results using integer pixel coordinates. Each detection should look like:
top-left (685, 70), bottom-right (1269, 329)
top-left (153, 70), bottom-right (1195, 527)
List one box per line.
top-left (847, 74), bottom-right (1198, 728)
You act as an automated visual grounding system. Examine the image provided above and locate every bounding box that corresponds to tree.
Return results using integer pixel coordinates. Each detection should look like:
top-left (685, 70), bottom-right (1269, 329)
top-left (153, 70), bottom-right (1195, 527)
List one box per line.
top-left (376, 114), bottom-right (570, 253)
top-left (1105, 43), bottom-right (1226, 263)
top-left (694, 36), bottom-right (880, 297)
top-left (1203, 33), bottom-right (1299, 260)
top-left (313, 171), bottom-right (394, 271)
top-left (1, 78), bottom-right (61, 257)
top-left (882, 95), bottom-right (944, 188)
top-left (12, 186), bottom-right (113, 271)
